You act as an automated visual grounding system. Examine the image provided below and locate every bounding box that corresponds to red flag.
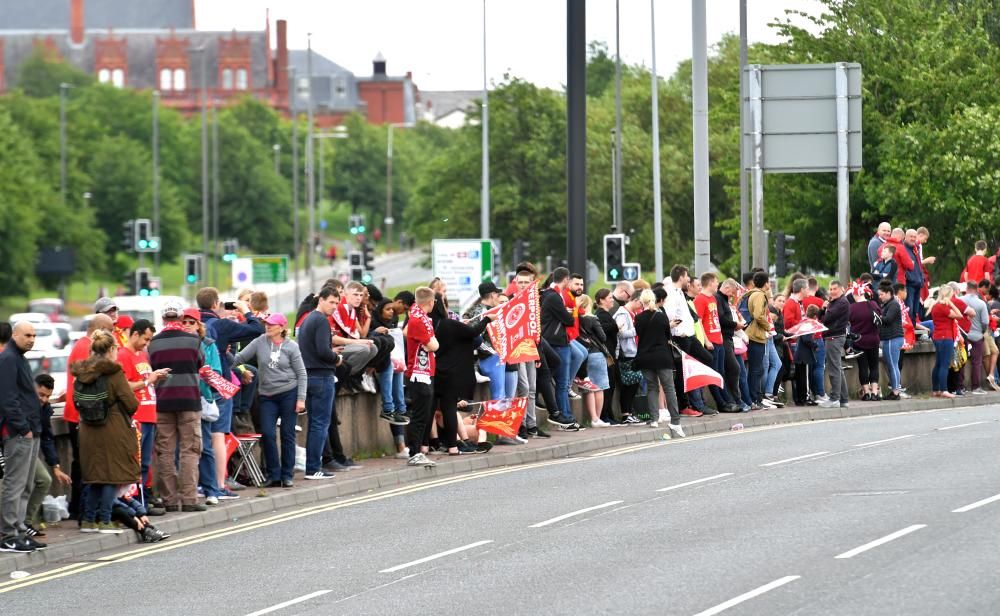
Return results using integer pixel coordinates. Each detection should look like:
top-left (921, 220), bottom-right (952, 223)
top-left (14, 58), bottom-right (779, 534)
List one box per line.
top-left (199, 366), bottom-right (240, 400)
top-left (475, 397), bottom-right (527, 438)
top-left (486, 285), bottom-right (541, 364)
top-left (785, 318), bottom-right (829, 339)
top-left (680, 352), bottom-right (723, 392)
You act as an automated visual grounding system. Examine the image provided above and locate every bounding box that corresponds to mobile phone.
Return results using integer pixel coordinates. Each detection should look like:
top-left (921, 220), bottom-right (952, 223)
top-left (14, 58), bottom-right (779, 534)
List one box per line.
top-left (223, 301), bottom-right (237, 310)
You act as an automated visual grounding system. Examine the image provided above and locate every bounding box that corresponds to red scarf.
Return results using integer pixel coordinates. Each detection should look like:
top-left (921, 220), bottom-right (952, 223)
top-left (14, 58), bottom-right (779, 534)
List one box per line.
top-left (162, 321), bottom-right (186, 332)
top-left (332, 303), bottom-right (359, 339)
top-left (408, 304), bottom-right (435, 382)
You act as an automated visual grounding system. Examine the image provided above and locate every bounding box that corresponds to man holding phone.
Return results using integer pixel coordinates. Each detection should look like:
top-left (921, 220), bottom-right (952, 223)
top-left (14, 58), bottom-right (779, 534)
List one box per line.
top-left (119, 318), bottom-right (169, 490)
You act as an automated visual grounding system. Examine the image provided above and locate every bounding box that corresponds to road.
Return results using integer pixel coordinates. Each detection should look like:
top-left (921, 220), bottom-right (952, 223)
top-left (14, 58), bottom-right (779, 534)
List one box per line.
top-left (4, 405), bottom-right (1000, 615)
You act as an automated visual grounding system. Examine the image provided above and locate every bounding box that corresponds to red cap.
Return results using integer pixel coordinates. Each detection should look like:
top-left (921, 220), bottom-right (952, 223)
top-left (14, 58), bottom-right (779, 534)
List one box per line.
top-left (182, 308), bottom-right (202, 322)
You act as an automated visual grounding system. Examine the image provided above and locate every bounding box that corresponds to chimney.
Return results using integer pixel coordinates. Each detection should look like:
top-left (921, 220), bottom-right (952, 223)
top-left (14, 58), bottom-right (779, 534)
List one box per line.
top-left (70, 0), bottom-right (84, 45)
top-left (275, 19), bottom-right (288, 93)
top-left (373, 51), bottom-right (386, 77)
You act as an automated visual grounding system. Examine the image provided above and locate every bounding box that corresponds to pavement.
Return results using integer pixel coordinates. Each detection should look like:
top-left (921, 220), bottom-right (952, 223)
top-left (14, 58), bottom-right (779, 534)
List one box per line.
top-left (2, 393), bottom-right (1000, 614)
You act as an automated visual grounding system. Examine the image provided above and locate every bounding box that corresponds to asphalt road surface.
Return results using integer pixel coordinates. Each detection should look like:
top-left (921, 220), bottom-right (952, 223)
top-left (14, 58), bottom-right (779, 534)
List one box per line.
top-left (4, 405), bottom-right (1000, 615)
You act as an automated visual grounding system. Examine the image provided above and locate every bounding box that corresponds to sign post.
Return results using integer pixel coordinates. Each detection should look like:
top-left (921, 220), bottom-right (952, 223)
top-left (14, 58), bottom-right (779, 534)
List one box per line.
top-left (431, 239), bottom-right (500, 313)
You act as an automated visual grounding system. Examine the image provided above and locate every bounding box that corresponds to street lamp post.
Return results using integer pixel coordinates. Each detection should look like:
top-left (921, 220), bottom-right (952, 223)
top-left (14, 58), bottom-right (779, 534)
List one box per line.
top-left (190, 46), bottom-right (209, 286)
top-left (289, 66), bottom-right (300, 304)
top-left (273, 143), bottom-right (281, 174)
top-left (305, 34), bottom-right (316, 292)
top-left (152, 90), bottom-right (161, 273)
top-left (385, 123), bottom-right (411, 250)
top-left (59, 82), bottom-right (73, 208)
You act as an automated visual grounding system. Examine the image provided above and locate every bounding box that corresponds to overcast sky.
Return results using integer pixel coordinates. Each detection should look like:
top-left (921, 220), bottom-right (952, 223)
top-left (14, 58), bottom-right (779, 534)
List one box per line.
top-left (197, 1), bottom-right (825, 91)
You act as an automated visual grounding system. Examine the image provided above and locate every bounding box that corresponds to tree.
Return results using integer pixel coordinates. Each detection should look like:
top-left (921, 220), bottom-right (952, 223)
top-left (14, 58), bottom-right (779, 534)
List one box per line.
top-left (16, 49), bottom-right (93, 98)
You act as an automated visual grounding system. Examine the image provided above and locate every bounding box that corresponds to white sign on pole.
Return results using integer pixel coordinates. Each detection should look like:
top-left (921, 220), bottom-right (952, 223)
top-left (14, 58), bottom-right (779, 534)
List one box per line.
top-left (231, 258), bottom-right (253, 289)
top-left (431, 239), bottom-right (498, 314)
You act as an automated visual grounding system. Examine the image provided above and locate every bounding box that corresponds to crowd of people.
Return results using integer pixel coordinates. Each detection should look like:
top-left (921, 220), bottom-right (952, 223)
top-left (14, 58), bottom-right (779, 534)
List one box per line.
top-left (0, 222), bottom-right (999, 554)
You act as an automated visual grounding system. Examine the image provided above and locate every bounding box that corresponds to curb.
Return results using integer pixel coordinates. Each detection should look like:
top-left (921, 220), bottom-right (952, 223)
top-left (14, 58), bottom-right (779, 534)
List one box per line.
top-left (3, 393), bottom-right (997, 576)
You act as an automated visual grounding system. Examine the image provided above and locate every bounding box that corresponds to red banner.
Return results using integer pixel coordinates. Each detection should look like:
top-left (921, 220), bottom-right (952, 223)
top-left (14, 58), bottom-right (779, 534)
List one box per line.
top-left (199, 366), bottom-right (240, 400)
top-left (486, 285), bottom-right (541, 364)
top-left (475, 397), bottom-right (527, 438)
top-left (680, 351), bottom-right (724, 392)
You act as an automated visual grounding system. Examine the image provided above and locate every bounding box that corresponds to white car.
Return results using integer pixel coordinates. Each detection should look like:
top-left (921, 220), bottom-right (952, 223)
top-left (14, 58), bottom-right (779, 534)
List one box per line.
top-left (25, 349), bottom-right (70, 400)
top-left (8, 312), bottom-right (52, 325)
top-left (30, 325), bottom-right (66, 352)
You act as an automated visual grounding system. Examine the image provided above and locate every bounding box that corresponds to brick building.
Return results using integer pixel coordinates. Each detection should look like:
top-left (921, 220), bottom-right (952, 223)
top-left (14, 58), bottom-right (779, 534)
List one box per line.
top-left (0, 0), bottom-right (420, 124)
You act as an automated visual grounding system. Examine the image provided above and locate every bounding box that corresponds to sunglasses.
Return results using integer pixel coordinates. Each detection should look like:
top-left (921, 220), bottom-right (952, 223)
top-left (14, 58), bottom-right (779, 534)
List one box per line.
top-left (182, 319), bottom-right (198, 325)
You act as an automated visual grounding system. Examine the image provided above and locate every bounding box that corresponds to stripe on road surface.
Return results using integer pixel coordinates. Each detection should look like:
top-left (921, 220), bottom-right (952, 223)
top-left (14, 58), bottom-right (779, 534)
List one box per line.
top-left (936, 421), bottom-right (988, 431)
top-left (759, 451), bottom-right (830, 467)
top-left (853, 434), bottom-right (915, 447)
top-left (529, 501), bottom-right (624, 528)
top-left (656, 473), bottom-right (734, 492)
top-left (834, 524), bottom-right (926, 559)
top-left (952, 493), bottom-right (1000, 513)
top-left (379, 540), bottom-right (494, 573)
top-left (245, 590), bottom-right (332, 616)
top-left (692, 575), bottom-right (801, 616)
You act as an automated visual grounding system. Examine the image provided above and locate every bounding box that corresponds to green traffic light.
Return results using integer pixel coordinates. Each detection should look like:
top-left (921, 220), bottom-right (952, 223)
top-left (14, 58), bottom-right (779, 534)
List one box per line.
top-left (150, 289), bottom-right (160, 297)
top-left (609, 268), bottom-right (620, 280)
top-left (362, 273), bottom-right (373, 284)
top-left (149, 240), bottom-right (159, 250)
top-left (139, 289), bottom-right (149, 297)
top-left (186, 275), bottom-right (197, 283)
top-left (358, 225), bottom-right (366, 233)
top-left (138, 239), bottom-right (148, 249)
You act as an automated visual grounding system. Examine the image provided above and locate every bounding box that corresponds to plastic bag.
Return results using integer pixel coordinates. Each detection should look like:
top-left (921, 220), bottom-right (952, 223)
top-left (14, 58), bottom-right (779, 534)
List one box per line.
top-left (42, 494), bottom-right (70, 523)
top-left (294, 445), bottom-right (307, 472)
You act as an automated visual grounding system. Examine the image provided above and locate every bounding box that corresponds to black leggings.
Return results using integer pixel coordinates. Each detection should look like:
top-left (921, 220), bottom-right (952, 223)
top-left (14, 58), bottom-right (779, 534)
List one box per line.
top-left (430, 383), bottom-right (460, 448)
top-left (856, 347), bottom-right (880, 385)
top-left (601, 363), bottom-right (618, 422)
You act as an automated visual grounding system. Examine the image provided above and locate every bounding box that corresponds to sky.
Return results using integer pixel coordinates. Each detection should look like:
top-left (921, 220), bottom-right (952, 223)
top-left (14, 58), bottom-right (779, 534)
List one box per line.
top-left (196, 1), bottom-right (826, 91)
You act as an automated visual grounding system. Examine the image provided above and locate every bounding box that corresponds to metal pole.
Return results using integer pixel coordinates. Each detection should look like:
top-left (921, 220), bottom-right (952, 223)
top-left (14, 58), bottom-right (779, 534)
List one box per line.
top-left (749, 65), bottom-right (765, 270)
top-left (692, 0), bottom-right (710, 275)
top-left (614, 0), bottom-right (623, 231)
top-left (386, 125), bottom-right (394, 248)
top-left (610, 129), bottom-right (617, 226)
top-left (152, 90), bottom-right (160, 273)
top-left (212, 102), bottom-right (220, 289)
top-left (650, 0), bottom-right (663, 281)
top-left (273, 143), bottom-right (280, 175)
top-left (567, 0), bottom-right (587, 283)
top-left (318, 132), bottom-right (324, 250)
top-left (306, 35), bottom-right (316, 291)
top-left (481, 0), bottom-right (490, 240)
top-left (198, 48), bottom-right (209, 284)
top-left (289, 67), bottom-right (300, 302)
top-left (835, 62), bottom-right (851, 281)
top-left (60, 83), bottom-right (68, 208)
top-left (739, 0), bottom-right (749, 273)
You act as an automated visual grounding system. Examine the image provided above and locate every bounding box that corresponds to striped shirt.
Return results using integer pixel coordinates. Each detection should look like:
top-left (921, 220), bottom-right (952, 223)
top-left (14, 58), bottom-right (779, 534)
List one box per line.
top-left (148, 329), bottom-right (205, 413)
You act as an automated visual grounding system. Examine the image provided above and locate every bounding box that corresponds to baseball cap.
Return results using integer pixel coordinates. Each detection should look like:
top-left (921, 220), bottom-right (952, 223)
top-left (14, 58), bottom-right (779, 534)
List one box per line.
top-left (264, 313), bottom-right (288, 327)
top-left (116, 315), bottom-right (134, 331)
top-left (479, 281), bottom-right (501, 298)
top-left (94, 297), bottom-right (118, 313)
top-left (161, 299), bottom-right (185, 319)
top-left (182, 308), bottom-right (202, 322)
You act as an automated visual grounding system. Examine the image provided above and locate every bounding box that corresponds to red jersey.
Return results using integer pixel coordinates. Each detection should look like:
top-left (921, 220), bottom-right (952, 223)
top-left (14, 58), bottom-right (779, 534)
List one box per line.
top-left (118, 346), bottom-right (157, 423)
top-left (331, 303), bottom-right (360, 339)
top-left (964, 254), bottom-right (991, 284)
top-left (63, 336), bottom-right (92, 424)
top-left (802, 295), bottom-right (825, 339)
top-left (562, 289), bottom-right (580, 342)
top-left (693, 293), bottom-right (722, 345)
top-left (783, 296), bottom-right (804, 331)
top-left (931, 302), bottom-right (957, 340)
top-left (954, 297), bottom-right (971, 335)
top-left (405, 305), bottom-right (435, 381)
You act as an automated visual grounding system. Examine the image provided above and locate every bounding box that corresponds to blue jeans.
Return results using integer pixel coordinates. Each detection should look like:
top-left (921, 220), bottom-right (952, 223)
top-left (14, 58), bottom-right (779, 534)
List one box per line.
top-left (569, 339), bottom-right (588, 379)
top-left (377, 363), bottom-right (395, 413)
top-left (504, 369), bottom-right (519, 398)
top-left (882, 337), bottom-right (904, 391)
top-left (259, 387), bottom-right (299, 482)
top-left (480, 354), bottom-right (506, 400)
top-left (305, 375), bottom-right (335, 474)
top-left (748, 341), bottom-right (766, 404)
top-left (933, 339), bottom-right (953, 392)
top-left (764, 338), bottom-right (781, 394)
top-left (83, 483), bottom-right (117, 524)
top-left (233, 365), bottom-right (258, 413)
top-left (811, 339), bottom-right (827, 396)
top-left (737, 355), bottom-right (752, 407)
top-left (710, 344), bottom-right (733, 405)
top-left (198, 417), bottom-right (220, 497)
top-left (554, 344), bottom-right (573, 419)
top-left (140, 422), bottom-right (156, 487)
top-left (208, 397), bottom-right (233, 434)
top-left (906, 285), bottom-right (923, 322)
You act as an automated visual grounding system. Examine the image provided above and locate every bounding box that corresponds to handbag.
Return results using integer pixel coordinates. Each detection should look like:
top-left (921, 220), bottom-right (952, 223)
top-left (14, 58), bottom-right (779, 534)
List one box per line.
top-left (201, 397), bottom-right (220, 423)
top-left (618, 357), bottom-right (643, 385)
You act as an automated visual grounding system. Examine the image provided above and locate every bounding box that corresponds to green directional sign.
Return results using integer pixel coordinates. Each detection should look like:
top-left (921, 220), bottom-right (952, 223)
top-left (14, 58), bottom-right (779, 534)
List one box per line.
top-left (250, 255), bottom-right (289, 284)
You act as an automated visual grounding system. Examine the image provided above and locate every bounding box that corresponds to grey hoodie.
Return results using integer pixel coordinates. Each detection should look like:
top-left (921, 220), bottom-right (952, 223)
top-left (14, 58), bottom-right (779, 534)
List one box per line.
top-left (232, 334), bottom-right (307, 400)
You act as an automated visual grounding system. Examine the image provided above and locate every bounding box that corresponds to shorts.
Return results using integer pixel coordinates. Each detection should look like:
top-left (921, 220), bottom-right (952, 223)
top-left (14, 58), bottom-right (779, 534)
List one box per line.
top-left (985, 335), bottom-right (998, 358)
top-left (586, 352), bottom-right (611, 390)
top-left (209, 397), bottom-right (234, 434)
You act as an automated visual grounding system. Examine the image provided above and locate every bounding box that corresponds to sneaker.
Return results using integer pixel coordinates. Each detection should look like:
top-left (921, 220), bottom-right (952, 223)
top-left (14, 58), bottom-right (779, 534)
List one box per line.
top-left (680, 408), bottom-right (703, 417)
top-left (574, 377), bottom-right (600, 392)
top-left (527, 427), bottom-right (551, 438)
top-left (972, 388), bottom-right (988, 395)
top-left (701, 408), bottom-right (719, 415)
top-left (760, 399), bottom-right (776, 409)
top-left (495, 436), bottom-right (523, 446)
top-left (323, 459), bottom-right (351, 472)
top-left (560, 422), bottom-right (583, 432)
top-left (648, 421), bottom-right (659, 428)
top-left (281, 480), bottom-right (294, 488)
top-left (548, 413), bottom-right (574, 427)
top-left (0, 536), bottom-right (35, 553)
top-left (884, 392), bottom-right (901, 401)
top-left (380, 411), bottom-right (410, 426)
top-left (623, 415), bottom-right (642, 425)
top-left (457, 440), bottom-right (479, 454)
top-left (591, 419), bottom-right (610, 427)
top-left (361, 373), bottom-right (378, 393)
top-left (97, 522), bottom-right (124, 535)
top-left (568, 390), bottom-right (582, 400)
top-left (988, 376), bottom-right (1000, 392)
top-left (476, 442), bottom-right (494, 453)
top-left (304, 471), bottom-right (336, 480)
top-left (475, 371), bottom-right (491, 384)
top-left (224, 478), bottom-right (247, 491)
top-left (407, 452), bottom-right (437, 467)
top-left (147, 506), bottom-right (166, 517)
top-left (816, 394), bottom-right (830, 403)
top-left (764, 395), bottom-right (785, 408)
top-left (205, 496), bottom-right (219, 506)
top-left (80, 521), bottom-right (99, 533)
top-left (844, 350), bottom-right (863, 359)
top-left (25, 524), bottom-right (44, 538)
top-left (840, 402), bottom-right (849, 408)
top-left (750, 403), bottom-right (765, 411)
top-left (218, 488), bottom-right (240, 500)
top-left (667, 423), bottom-right (686, 438)
top-left (899, 391), bottom-right (911, 399)
top-left (23, 536), bottom-right (46, 550)
top-left (819, 400), bottom-right (840, 408)
top-left (394, 447), bottom-right (411, 459)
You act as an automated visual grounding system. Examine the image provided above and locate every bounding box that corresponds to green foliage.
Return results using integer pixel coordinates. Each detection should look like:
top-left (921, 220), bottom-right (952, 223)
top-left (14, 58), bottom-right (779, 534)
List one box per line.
top-left (16, 49), bottom-right (94, 98)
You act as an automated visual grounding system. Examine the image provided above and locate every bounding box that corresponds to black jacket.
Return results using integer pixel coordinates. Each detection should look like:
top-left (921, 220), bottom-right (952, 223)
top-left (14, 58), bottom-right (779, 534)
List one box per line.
top-left (40, 402), bottom-right (60, 467)
top-left (577, 314), bottom-right (607, 353)
top-left (633, 310), bottom-right (674, 371)
top-left (0, 343), bottom-right (41, 437)
top-left (434, 317), bottom-right (490, 401)
top-left (596, 307), bottom-right (619, 357)
top-left (822, 296), bottom-right (850, 339)
top-left (879, 298), bottom-right (904, 340)
top-left (540, 287), bottom-right (573, 347)
top-left (716, 291), bottom-right (737, 338)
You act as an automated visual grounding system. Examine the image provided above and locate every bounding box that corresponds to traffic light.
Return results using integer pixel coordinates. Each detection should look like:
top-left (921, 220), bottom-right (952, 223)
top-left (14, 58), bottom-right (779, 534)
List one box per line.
top-left (134, 218), bottom-right (160, 253)
top-left (603, 233), bottom-right (626, 283)
top-left (348, 251), bottom-right (363, 282)
top-left (183, 254), bottom-right (204, 285)
top-left (775, 232), bottom-right (796, 278)
top-left (513, 239), bottom-right (531, 265)
top-left (122, 220), bottom-right (135, 252)
top-left (222, 239), bottom-right (239, 262)
top-left (349, 214), bottom-right (367, 235)
top-left (123, 269), bottom-right (137, 295)
top-left (362, 240), bottom-right (375, 270)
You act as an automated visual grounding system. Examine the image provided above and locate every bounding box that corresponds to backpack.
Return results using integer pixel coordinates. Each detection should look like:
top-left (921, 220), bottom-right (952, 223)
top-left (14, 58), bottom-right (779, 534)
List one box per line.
top-left (73, 376), bottom-right (116, 426)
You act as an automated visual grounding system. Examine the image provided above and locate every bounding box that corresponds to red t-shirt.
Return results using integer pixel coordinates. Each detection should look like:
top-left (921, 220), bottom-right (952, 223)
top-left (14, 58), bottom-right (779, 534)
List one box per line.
top-left (965, 254), bottom-right (991, 284)
top-left (405, 306), bottom-right (435, 380)
top-left (118, 346), bottom-right (157, 423)
top-left (562, 289), bottom-right (580, 342)
top-left (63, 336), bottom-right (92, 424)
top-left (802, 295), bottom-right (825, 339)
top-left (954, 297), bottom-right (971, 335)
top-left (693, 293), bottom-right (722, 345)
top-left (783, 296), bottom-right (804, 331)
top-left (931, 302), bottom-right (957, 340)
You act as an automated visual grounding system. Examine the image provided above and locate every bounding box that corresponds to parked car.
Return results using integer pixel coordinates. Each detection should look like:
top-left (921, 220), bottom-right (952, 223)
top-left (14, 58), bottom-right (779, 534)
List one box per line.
top-left (25, 349), bottom-right (70, 400)
top-left (8, 312), bottom-right (53, 325)
top-left (26, 298), bottom-right (65, 322)
top-left (30, 325), bottom-right (66, 352)
top-left (113, 295), bottom-right (187, 331)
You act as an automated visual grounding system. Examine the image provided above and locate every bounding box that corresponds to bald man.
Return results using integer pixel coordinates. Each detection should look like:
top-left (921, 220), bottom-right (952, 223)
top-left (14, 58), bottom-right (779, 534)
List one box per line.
top-left (0, 322), bottom-right (44, 552)
top-left (868, 222), bottom-right (892, 268)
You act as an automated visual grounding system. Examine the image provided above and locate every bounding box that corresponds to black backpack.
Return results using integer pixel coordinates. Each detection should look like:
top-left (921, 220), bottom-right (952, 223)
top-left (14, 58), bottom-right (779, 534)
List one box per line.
top-left (73, 376), bottom-right (116, 426)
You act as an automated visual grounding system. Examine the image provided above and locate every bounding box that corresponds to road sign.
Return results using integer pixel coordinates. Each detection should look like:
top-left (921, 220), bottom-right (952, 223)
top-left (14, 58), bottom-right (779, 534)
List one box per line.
top-left (622, 263), bottom-right (641, 282)
top-left (249, 255), bottom-right (289, 284)
top-left (231, 258), bottom-right (253, 288)
top-left (431, 239), bottom-right (499, 312)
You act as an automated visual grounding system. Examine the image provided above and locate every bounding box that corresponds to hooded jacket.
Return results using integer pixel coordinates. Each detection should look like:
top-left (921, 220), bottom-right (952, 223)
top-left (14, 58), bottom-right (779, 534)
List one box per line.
top-left (71, 356), bottom-right (139, 484)
top-left (0, 342), bottom-right (41, 437)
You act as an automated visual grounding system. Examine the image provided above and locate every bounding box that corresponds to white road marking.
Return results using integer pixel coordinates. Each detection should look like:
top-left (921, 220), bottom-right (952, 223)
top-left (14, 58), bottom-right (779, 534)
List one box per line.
top-left (656, 473), bottom-right (734, 493)
top-left (760, 451), bottom-right (830, 467)
top-left (245, 590), bottom-right (332, 616)
top-left (853, 434), bottom-right (915, 447)
top-left (953, 493), bottom-right (1000, 513)
top-left (692, 575), bottom-right (801, 616)
top-left (835, 524), bottom-right (926, 559)
top-left (379, 540), bottom-right (494, 573)
top-left (529, 501), bottom-right (624, 528)
top-left (936, 421), bottom-right (988, 431)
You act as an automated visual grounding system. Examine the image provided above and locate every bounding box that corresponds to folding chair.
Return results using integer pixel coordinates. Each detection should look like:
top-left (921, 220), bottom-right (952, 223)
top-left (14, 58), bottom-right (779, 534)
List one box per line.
top-left (225, 433), bottom-right (266, 488)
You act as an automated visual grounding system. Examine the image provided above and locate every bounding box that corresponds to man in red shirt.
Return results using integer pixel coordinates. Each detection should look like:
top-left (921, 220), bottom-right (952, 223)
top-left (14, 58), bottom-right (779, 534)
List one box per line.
top-left (963, 240), bottom-right (992, 284)
top-left (403, 287), bottom-right (439, 468)
top-left (118, 319), bottom-right (169, 492)
top-left (565, 273), bottom-right (596, 393)
top-left (947, 282), bottom-right (976, 395)
top-left (330, 281), bottom-right (378, 393)
top-left (94, 297), bottom-right (129, 348)
top-left (802, 278), bottom-right (827, 400)
top-left (695, 273), bottom-right (739, 412)
top-left (886, 228), bottom-right (913, 284)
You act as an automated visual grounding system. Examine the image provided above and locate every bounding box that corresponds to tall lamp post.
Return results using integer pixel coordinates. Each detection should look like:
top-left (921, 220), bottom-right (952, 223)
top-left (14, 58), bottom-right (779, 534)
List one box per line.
top-left (59, 82), bottom-right (74, 208)
top-left (385, 122), bottom-right (412, 250)
top-left (189, 46), bottom-right (209, 283)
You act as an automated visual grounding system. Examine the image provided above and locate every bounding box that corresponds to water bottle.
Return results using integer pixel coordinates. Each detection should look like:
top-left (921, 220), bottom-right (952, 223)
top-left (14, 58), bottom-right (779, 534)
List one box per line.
top-left (731, 423), bottom-right (744, 431)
